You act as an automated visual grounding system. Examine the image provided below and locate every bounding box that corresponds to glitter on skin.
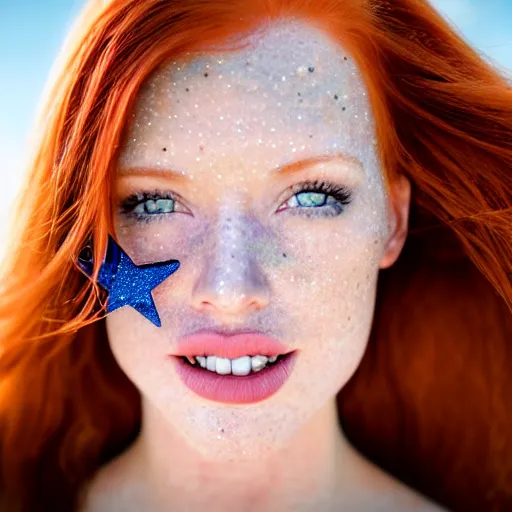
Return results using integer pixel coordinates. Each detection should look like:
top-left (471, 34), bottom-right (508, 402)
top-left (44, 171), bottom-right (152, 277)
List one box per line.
top-left (106, 17), bottom-right (402, 471)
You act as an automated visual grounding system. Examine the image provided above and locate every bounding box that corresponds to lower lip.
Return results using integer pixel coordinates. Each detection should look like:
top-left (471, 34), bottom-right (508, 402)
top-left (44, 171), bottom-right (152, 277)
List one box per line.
top-left (172, 352), bottom-right (297, 404)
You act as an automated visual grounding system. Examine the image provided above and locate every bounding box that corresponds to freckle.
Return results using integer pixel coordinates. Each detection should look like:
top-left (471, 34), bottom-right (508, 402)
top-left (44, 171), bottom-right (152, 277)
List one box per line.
top-left (297, 92), bottom-right (301, 96)
top-left (356, 282), bottom-right (360, 289)
top-left (186, 88), bottom-right (189, 92)
top-left (309, 135), bottom-right (313, 138)
top-left (348, 316), bottom-right (351, 321)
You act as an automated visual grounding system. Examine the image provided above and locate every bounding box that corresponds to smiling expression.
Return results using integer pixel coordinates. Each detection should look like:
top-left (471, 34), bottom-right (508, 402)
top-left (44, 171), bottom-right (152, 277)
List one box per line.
top-left (105, 17), bottom-right (395, 459)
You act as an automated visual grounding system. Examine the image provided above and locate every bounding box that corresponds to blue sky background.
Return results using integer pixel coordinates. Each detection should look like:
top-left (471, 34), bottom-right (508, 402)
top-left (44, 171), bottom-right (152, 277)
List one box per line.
top-left (0, 0), bottom-right (511, 247)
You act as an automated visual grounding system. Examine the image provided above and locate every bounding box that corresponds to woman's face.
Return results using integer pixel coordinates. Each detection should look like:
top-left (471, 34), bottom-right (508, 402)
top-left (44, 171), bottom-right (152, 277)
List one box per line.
top-left (106, 18), bottom-right (409, 459)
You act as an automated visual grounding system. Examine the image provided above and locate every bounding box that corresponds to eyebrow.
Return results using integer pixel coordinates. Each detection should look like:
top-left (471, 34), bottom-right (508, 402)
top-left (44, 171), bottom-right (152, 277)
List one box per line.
top-left (117, 153), bottom-right (361, 182)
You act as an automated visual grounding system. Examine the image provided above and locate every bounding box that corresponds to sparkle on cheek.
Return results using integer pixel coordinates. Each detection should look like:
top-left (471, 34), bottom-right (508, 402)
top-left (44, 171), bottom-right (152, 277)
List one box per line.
top-left (109, 21), bottom-right (389, 468)
top-left (113, 19), bottom-right (385, 327)
top-left (113, 18), bottom-right (386, 317)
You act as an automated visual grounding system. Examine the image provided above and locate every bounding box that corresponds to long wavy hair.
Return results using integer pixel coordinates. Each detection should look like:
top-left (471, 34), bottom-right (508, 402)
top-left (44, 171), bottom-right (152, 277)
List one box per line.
top-left (0, 0), bottom-right (511, 510)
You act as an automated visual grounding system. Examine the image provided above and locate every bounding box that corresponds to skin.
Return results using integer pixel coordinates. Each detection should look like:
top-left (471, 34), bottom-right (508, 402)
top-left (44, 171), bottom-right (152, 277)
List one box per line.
top-left (81, 18), bottom-right (446, 512)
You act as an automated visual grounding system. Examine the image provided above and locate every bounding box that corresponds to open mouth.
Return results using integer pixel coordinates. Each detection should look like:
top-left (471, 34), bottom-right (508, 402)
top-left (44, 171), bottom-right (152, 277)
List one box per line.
top-left (172, 351), bottom-right (298, 404)
top-left (179, 352), bottom-right (291, 376)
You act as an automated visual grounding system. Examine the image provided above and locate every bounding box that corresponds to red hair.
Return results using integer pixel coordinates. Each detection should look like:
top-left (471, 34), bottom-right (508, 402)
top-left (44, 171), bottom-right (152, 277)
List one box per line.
top-left (0, 0), bottom-right (511, 510)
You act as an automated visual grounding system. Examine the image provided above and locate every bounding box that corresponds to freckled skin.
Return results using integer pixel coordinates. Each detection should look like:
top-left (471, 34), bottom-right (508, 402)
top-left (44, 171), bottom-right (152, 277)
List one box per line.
top-left (96, 17), bottom-right (420, 512)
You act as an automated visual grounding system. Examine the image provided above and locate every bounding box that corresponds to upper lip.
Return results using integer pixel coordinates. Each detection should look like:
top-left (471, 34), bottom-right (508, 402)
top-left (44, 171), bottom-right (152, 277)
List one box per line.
top-left (174, 328), bottom-right (292, 359)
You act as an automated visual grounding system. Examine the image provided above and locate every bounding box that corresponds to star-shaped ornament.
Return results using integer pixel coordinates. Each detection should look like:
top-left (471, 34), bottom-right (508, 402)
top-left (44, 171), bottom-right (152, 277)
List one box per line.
top-left (77, 235), bottom-right (180, 327)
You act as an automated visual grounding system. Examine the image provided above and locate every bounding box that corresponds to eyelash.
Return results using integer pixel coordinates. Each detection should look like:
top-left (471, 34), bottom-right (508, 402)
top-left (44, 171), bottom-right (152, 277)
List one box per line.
top-left (118, 179), bottom-right (353, 223)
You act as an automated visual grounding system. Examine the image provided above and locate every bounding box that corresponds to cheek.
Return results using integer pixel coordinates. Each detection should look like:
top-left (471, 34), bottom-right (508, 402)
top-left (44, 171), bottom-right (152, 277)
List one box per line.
top-left (114, 215), bottom-right (197, 266)
top-left (105, 205), bottom-right (387, 403)
top-left (104, 305), bottom-right (171, 393)
top-left (272, 216), bottom-right (384, 381)
top-left (277, 216), bottom-right (384, 330)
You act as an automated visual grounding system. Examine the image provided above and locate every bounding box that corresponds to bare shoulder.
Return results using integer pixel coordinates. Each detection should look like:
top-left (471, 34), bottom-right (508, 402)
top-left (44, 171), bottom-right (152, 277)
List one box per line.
top-left (339, 443), bottom-right (449, 512)
top-left (346, 470), bottom-right (449, 511)
top-left (76, 451), bottom-right (146, 512)
top-left (377, 477), bottom-right (449, 512)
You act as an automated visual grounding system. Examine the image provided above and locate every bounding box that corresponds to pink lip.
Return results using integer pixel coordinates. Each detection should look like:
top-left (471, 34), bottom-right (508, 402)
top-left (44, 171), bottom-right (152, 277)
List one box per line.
top-left (172, 351), bottom-right (297, 404)
top-left (170, 330), bottom-right (297, 404)
top-left (174, 330), bottom-right (291, 359)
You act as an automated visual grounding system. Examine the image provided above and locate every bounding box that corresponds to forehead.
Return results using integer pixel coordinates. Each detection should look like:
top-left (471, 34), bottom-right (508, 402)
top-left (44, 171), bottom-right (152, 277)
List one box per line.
top-left (118, 18), bottom-right (379, 181)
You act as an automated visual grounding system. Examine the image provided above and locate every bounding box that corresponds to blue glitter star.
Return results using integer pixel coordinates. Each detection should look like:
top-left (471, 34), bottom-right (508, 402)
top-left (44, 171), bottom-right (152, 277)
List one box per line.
top-left (77, 235), bottom-right (180, 327)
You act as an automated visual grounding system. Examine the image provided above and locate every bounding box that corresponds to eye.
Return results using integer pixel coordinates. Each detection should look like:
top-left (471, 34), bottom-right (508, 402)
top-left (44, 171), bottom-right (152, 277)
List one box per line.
top-left (277, 179), bottom-right (353, 218)
top-left (118, 179), bottom-right (353, 223)
top-left (118, 190), bottom-right (185, 223)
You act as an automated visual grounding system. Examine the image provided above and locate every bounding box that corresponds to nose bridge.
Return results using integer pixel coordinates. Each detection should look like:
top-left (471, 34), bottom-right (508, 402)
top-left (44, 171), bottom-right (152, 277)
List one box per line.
top-left (192, 205), bottom-right (270, 314)
top-left (216, 205), bottom-right (254, 259)
top-left (208, 205), bottom-right (262, 284)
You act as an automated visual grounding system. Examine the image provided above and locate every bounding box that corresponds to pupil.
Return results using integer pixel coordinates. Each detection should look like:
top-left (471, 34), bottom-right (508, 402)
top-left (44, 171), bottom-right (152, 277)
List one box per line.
top-left (79, 246), bottom-right (93, 262)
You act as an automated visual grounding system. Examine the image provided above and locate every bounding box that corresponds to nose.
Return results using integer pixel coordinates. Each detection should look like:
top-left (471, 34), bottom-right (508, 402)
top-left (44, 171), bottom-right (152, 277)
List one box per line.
top-left (190, 214), bottom-right (271, 318)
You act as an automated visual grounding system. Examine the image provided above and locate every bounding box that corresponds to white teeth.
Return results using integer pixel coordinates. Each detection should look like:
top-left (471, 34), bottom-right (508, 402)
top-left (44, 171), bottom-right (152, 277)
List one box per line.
top-left (196, 356), bottom-right (207, 368)
top-left (189, 354), bottom-right (281, 375)
top-left (251, 355), bottom-right (269, 372)
top-left (231, 356), bottom-right (251, 376)
top-left (215, 357), bottom-right (232, 375)
top-left (206, 355), bottom-right (217, 372)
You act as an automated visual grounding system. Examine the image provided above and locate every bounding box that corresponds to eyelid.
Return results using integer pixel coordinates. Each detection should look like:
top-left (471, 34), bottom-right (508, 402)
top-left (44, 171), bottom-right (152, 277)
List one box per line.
top-left (117, 176), bottom-right (353, 219)
top-left (117, 189), bottom-right (191, 215)
top-left (275, 176), bottom-right (350, 204)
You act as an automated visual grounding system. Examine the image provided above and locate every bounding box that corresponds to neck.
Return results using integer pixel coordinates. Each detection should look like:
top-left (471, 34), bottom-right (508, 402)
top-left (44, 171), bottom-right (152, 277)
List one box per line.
top-left (121, 397), bottom-right (365, 511)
